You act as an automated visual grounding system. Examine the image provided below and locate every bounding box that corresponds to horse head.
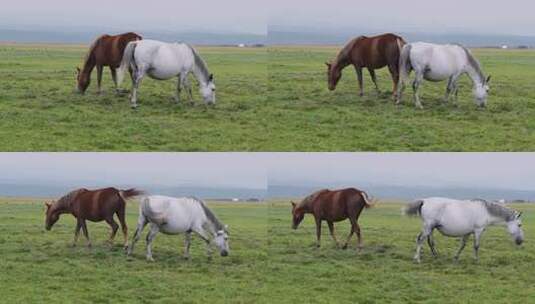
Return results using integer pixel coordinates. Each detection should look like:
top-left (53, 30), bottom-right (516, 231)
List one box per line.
top-left (75, 67), bottom-right (90, 94)
top-left (291, 201), bottom-right (305, 229)
top-left (213, 225), bottom-right (229, 257)
top-left (200, 74), bottom-right (216, 105)
top-left (44, 200), bottom-right (59, 230)
top-left (506, 211), bottom-right (524, 246)
top-left (325, 62), bottom-right (341, 91)
top-left (474, 75), bottom-right (491, 108)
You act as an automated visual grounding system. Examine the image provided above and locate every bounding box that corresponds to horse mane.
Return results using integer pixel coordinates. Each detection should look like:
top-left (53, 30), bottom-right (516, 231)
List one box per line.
top-left (186, 44), bottom-right (210, 83)
top-left (298, 189), bottom-right (329, 208)
top-left (458, 45), bottom-right (485, 83)
top-left (472, 198), bottom-right (515, 220)
top-left (81, 35), bottom-right (107, 69)
top-left (335, 36), bottom-right (366, 65)
top-left (194, 197), bottom-right (225, 231)
top-left (55, 188), bottom-right (87, 210)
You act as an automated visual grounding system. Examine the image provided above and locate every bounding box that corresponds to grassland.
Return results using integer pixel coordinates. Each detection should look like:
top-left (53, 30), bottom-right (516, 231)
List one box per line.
top-left (267, 47), bottom-right (535, 151)
top-left (2, 44), bottom-right (535, 151)
top-left (2, 198), bottom-right (534, 303)
top-left (0, 44), bottom-right (266, 151)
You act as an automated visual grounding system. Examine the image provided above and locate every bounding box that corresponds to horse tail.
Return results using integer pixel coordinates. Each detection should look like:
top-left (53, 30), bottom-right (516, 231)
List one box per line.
top-left (360, 191), bottom-right (374, 208)
top-left (398, 43), bottom-right (412, 87)
top-left (117, 41), bottom-right (137, 86)
top-left (118, 188), bottom-right (144, 201)
top-left (404, 199), bottom-right (424, 217)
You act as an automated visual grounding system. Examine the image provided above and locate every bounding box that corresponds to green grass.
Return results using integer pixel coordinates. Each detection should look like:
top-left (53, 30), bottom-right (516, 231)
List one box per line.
top-left (2, 198), bottom-right (534, 303)
top-left (0, 45), bottom-right (267, 151)
top-left (2, 44), bottom-right (535, 151)
top-left (267, 46), bottom-right (535, 151)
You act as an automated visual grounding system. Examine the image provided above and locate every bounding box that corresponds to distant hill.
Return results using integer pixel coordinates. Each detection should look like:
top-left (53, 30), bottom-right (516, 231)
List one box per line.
top-left (0, 28), bottom-right (266, 45)
top-left (269, 184), bottom-right (535, 202)
top-left (0, 182), bottom-right (266, 201)
top-left (269, 26), bottom-right (535, 47)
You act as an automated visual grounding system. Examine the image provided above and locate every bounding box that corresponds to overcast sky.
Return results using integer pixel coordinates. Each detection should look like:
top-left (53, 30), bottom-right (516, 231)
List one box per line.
top-left (267, 153), bottom-right (535, 191)
top-left (270, 0), bottom-right (535, 36)
top-left (0, 0), bottom-right (267, 35)
top-left (0, 153), bottom-right (266, 189)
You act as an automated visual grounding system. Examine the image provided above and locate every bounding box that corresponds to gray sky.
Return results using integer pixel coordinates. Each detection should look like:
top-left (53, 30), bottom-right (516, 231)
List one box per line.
top-left (267, 153), bottom-right (535, 191)
top-left (0, 0), bottom-right (267, 35)
top-left (0, 153), bottom-right (266, 189)
top-left (270, 0), bottom-right (535, 36)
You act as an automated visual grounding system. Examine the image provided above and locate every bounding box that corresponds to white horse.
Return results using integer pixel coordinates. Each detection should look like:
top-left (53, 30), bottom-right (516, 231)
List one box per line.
top-left (117, 39), bottom-right (216, 108)
top-left (396, 42), bottom-right (491, 109)
top-left (127, 196), bottom-right (229, 261)
top-left (405, 197), bottom-right (523, 263)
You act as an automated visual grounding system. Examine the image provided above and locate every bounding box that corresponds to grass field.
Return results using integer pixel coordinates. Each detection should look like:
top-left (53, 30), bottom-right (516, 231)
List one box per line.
top-left (2, 198), bottom-right (534, 303)
top-left (268, 46), bottom-right (535, 151)
top-left (0, 44), bottom-right (266, 151)
top-left (2, 44), bottom-right (535, 151)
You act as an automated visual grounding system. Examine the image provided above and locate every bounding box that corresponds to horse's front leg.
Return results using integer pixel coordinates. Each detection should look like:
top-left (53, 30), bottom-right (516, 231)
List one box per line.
top-left (193, 228), bottom-right (213, 260)
top-left (368, 68), bottom-right (380, 94)
top-left (127, 215), bottom-right (148, 257)
top-left (96, 65), bottom-right (103, 95)
top-left (72, 219), bottom-right (82, 247)
top-left (427, 230), bottom-right (438, 257)
top-left (414, 224), bottom-right (432, 263)
top-left (473, 228), bottom-right (485, 261)
top-left (314, 217), bottom-right (322, 248)
top-left (80, 219), bottom-right (91, 248)
top-left (181, 74), bottom-right (194, 105)
top-left (444, 76), bottom-right (454, 104)
top-left (454, 234), bottom-right (469, 261)
top-left (183, 231), bottom-right (192, 260)
top-left (326, 221), bottom-right (339, 247)
top-left (105, 217), bottom-right (119, 246)
top-left (175, 75), bottom-right (182, 103)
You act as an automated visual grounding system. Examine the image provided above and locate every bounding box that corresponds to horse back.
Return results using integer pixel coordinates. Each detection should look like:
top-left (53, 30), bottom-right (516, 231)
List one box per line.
top-left (352, 33), bottom-right (405, 68)
top-left (313, 188), bottom-right (366, 221)
top-left (93, 32), bottom-right (142, 67)
top-left (71, 187), bottom-right (123, 221)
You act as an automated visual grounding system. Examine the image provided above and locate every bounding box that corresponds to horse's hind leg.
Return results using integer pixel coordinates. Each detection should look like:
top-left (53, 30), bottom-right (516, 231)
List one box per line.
top-left (181, 74), bottom-right (194, 105)
top-left (368, 68), bottom-right (380, 94)
top-left (110, 67), bottom-right (119, 92)
top-left (444, 76), bottom-right (454, 103)
top-left (473, 228), bottom-right (484, 261)
top-left (117, 208), bottom-right (128, 250)
top-left (183, 231), bottom-right (192, 259)
top-left (175, 75), bottom-right (182, 103)
top-left (414, 224), bottom-right (432, 263)
top-left (72, 219), bottom-right (82, 247)
top-left (127, 214), bottom-right (148, 256)
top-left (145, 224), bottom-right (159, 262)
top-left (388, 64), bottom-right (399, 100)
top-left (342, 224), bottom-right (354, 250)
top-left (130, 68), bottom-right (144, 108)
top-left (412, 72), bottom-right (424, 109)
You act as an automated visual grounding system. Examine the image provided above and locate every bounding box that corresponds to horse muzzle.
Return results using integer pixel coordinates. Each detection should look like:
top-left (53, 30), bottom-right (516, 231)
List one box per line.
top-left (515, 238), bottom-right (523, 246)
top-left (220, 250), bottom-right (229, 257)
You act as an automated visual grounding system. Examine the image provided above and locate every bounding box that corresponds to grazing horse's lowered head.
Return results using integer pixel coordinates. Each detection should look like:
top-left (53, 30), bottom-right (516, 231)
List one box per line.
top-left (200, 74), bottom-right (216, 105)
top-left (474, 75), bottom-right (492, 108)
top-left (44, 201), bottom-right (59, 230)
top-left (325, 62), bottom-right (342, 91)
top-left (75, 67), bottom-right (90, 94)
top-left (213, 225), bottom-right (230, 256)
top-left (290, 201), bottom-right (305, 229)
top-left (506, 211), bottom-right (524, 245)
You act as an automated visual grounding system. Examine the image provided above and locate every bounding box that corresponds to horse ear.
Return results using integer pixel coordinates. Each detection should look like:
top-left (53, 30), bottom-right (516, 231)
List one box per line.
top-left (325, 62), bottom-right (331, 68)
top-left (290, 201), bottom-right (296, 208)
top-left (486, 75), bottom-right (491, 83)
top-left (517, 212), bottom-right (523, 218)
top-left (208, 74), bottom-right (214, 81)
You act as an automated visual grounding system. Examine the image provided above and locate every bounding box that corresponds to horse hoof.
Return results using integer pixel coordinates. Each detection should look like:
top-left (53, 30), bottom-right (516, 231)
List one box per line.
top-left (342, 244), bottom-right (348, 250)
top-left (146, 257), bottom-right (155, 262)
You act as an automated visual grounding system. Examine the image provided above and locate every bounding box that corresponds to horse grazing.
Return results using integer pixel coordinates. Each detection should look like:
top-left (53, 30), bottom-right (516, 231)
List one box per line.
top-left (291, 188), bottom-right (373, 249)
top-left (76, 32), bottom-right (142, 94)
top-left (45, 187), bottom-right (143, 248)
top-left (127, 196), bottom-right (229, 261)
top-left (116, 39), bottom-right (216, 109)
top-left (405, 198), bottom-right (524, 263)
top-left (396, 42), bottom-right (491, 109)
top-left (326, 33), bottom-right (406, 99)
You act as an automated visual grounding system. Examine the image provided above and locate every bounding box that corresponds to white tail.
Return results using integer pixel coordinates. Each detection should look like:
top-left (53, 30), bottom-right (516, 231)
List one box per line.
top-left (117, 41), bottom-right (137, 86)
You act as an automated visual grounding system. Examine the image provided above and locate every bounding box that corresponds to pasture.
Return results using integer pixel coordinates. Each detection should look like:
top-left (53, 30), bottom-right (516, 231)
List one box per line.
top-left (268, 46), bottom-right (535, 151)
top-left (2, 198), bottom-right (534, 303)
top-left (0, 44), bottom-right (266, 151)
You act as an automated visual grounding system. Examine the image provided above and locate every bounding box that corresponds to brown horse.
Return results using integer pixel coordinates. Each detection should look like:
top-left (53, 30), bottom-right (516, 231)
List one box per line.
top-left (326, 33), bottom-right (406, 99)
top-left (45, 187), bottom-right (143, 248)
top-left (291, 188), bottom-right (373, 249)
top-left (76, 32), bottom-right (142, 94)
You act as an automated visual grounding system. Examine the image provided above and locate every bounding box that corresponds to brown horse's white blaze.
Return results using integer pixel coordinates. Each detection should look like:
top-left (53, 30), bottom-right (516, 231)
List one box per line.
top-left (45, 187), bottom-right (143, 249)
top-left (291, 188), bottom-right (373, 250)
top-left (76, 32), bottom-right (142, 94)
top-left (326, 33), bottom-right (406, 99)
